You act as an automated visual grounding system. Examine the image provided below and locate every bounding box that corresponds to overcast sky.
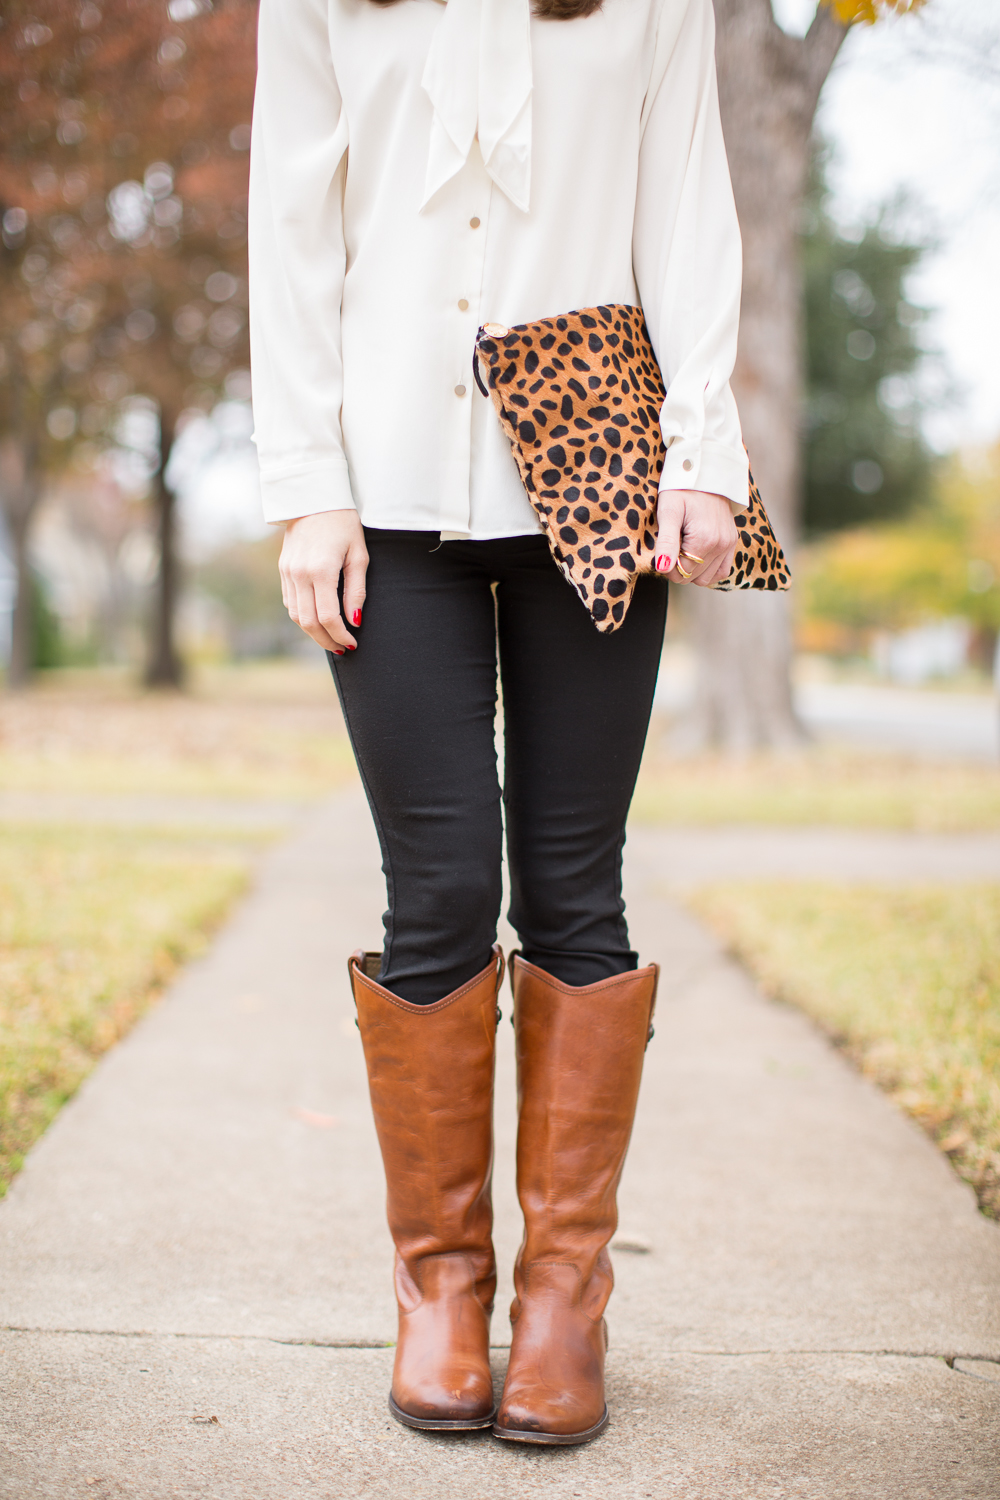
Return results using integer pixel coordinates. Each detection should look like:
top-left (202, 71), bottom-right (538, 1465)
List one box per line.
top-left (776, 0), bottom-right (1000, 451)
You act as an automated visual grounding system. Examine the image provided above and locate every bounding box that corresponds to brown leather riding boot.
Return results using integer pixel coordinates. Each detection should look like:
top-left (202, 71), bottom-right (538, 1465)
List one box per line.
top-left (493, 954), bottom-right (658, 1446)
top-left (348, 946), bottom-right (503, 1431)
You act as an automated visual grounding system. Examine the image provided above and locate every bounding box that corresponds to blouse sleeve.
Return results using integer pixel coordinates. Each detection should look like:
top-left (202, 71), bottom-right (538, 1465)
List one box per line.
top-left (248, 0), bottom-right (354, 523)
top-left (632, 0), bottom-right (749, 510)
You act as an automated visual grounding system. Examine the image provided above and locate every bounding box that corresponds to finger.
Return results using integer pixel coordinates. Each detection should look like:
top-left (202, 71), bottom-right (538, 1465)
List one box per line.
top-left (680, 514), bottom-right (737, 585)
top-left (289, 577), bottom-right (346, 654)
top-left (682, 539), bottom-right (724, 584)
top-left (694, 544), bottom-right (737, 588)
top-left (676, 547), bottom-right (710, 585)
top-left (283, 568), bottom-right (303, 627)
top-left (652, 491), bottom-right (683, 576)
top-left (341, 538), bottom-right (369, 632)
top-left (668, 546), bottom-right (698, 583)
top-left (313, 574), bottom-right (356, 650)
top-left (311, 622), bottom-right (348, 653)
top-left (294, 571), bottom-right (348, 649)
top-left (670, 537), bottom-right (708, 583)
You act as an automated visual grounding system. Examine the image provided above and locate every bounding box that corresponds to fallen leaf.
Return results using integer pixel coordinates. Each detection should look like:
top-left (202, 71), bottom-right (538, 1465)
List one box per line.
top-left (291, 1107), bottom-right (340, 1129)
top-left (611, 1234), bottom-right (652, 1255)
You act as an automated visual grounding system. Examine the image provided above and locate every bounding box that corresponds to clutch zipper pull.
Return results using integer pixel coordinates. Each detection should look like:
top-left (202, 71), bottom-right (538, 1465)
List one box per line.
top-left (474, 323), bottom-right (511, 397)
top-left (473, 350), bottom-right (491, 398)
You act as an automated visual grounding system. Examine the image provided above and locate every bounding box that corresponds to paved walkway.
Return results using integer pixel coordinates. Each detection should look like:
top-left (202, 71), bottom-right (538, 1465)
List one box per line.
top-left (794, 680), bottom-right (1000, 762)
top-left (653, 665), bottom-right (1000, 761)
top-left (6, 783), bottom-right (1000, 881)
top-left (1, 789), bottom-right (998, 1499)
top-left (0, 790), bottom-right (307, 830)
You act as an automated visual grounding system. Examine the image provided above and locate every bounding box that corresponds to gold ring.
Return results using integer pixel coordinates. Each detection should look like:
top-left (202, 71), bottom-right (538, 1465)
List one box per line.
top-left (675, 561), bottom-right (692, 579)
top-left (679, 550), bottom-right (704, 565)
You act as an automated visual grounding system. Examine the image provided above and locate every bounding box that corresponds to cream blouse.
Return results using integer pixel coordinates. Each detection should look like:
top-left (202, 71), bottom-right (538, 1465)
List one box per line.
top-left (248, 0), bottom-right (749, 538)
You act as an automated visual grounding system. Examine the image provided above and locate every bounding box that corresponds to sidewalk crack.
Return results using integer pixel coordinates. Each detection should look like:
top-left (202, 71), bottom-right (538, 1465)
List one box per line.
top-left (2, 1326), bottom-right (996, 1367)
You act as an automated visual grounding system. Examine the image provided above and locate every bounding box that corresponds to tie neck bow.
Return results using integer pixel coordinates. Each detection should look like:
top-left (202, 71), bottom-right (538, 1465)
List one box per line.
top-left (421, 0), bottom-right (533, 214)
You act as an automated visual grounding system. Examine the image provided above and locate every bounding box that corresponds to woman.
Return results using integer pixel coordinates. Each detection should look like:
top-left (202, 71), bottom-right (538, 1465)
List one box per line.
top-left (249, 0), bottom-right (746, 1446)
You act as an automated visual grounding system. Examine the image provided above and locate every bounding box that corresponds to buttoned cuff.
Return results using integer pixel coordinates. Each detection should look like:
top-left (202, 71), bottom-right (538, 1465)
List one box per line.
top-left (259, 460), bottom-right (356, 525)
top-left (659, 439), bottom-right (750, 512)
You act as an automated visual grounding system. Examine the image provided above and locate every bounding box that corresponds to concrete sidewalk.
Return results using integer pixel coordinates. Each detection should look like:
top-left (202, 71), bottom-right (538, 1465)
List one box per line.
top-left (1, 789), bottom-right (998, 1498)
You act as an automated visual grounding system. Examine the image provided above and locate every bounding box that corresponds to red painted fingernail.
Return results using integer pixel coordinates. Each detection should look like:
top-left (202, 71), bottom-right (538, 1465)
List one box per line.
top-left (656, 555), bottom-right (671, 572)
top-left (346, 644), bottom-right (357, 651)
top-left (353, 609), bottom-right (362, 626)
top-left (333, 649), bottom-right (345, 657)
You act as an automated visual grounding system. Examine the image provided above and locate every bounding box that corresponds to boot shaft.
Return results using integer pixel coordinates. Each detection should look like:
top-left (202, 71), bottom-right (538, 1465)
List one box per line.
top-left (349, 947), bottom-right (503, 1274)
top-left (511, 956), bottom-right (657, 1273)
top-left (349, 950), bottom-right (503, 1432)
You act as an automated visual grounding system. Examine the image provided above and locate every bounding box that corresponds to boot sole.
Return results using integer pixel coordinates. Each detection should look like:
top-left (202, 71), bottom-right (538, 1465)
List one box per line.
top-left (491, 1406), bottom-right (609, 1446)
top-left (388, 1395), bottom-right (497, 1432)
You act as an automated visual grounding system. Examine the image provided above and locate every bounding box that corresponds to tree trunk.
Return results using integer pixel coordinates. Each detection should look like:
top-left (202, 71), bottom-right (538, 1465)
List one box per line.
top-left (687, 0), bottom-right (847, 750)
top-left (8, 520), bottom-right (34, 688)
top-left (145, 407), bottom-right (184, 688)
top-left (0, 435), bottom-right (42, 691)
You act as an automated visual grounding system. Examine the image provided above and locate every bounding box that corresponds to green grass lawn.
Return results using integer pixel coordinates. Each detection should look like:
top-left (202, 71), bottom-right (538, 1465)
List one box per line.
top-left (0, 822), bottom-right (262, 1194)
top-left (688, 881), bottom-right (1000, 1218)
top-left (0, 664), bottom-right (357, 1192)
top-left (633, 747), bottom-right (1000, 831)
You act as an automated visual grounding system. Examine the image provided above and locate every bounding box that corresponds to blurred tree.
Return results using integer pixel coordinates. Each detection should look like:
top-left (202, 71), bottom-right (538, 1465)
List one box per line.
top-left (193, 533), bottom-right (301, 659)
top-left (799, 445), bottom-right (1000, 659)
top-left (693, 0), bottom-right (928, 750)
top-left (29, 569), bottom-right (64, 669)
top-left (802, 148), bottom-right (933, 535)
top-left (0, 0), bottom-right (255, 687)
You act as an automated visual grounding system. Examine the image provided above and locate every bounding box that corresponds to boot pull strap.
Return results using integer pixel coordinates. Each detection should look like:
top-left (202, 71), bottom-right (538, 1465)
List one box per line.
top-left (645, 962), bottom-right (660, 1049)
top-left (347, 949), bottom-right (375, 1031)
top-left (494, 946), bottom-right (506, 1027)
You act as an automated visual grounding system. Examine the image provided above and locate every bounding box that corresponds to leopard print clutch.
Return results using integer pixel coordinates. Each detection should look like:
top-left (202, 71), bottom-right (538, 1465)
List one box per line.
top-left (474, 304), bottom-right (790, 633)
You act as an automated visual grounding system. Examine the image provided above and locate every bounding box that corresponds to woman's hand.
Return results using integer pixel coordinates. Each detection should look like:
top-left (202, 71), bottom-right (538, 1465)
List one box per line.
top-left (278, 510), bottom-right (369, 654)
top-left (653, 489), bottom-right (737, 587)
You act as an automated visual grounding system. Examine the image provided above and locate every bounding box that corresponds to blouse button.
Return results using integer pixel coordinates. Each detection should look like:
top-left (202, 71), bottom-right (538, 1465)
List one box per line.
top-left (455, 384), bottom-right (467, 397)
top-left (470, 217), bottom-right (481, 229)
top-left (458, 299), bottom-right (469, 311)
top-left (682, 459), bottom-right (693, 472)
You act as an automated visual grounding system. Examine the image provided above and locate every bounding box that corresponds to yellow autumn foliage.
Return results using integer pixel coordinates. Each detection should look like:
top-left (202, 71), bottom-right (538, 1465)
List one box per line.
top-left (820, 0), bottom-right (927, 24)
top-left (800, 446), bottom-right (1000, 638)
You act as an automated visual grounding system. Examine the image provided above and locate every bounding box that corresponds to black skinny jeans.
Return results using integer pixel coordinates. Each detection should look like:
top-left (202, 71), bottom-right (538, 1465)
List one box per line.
top-left (329, 529), bottom-right (667, 1004)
